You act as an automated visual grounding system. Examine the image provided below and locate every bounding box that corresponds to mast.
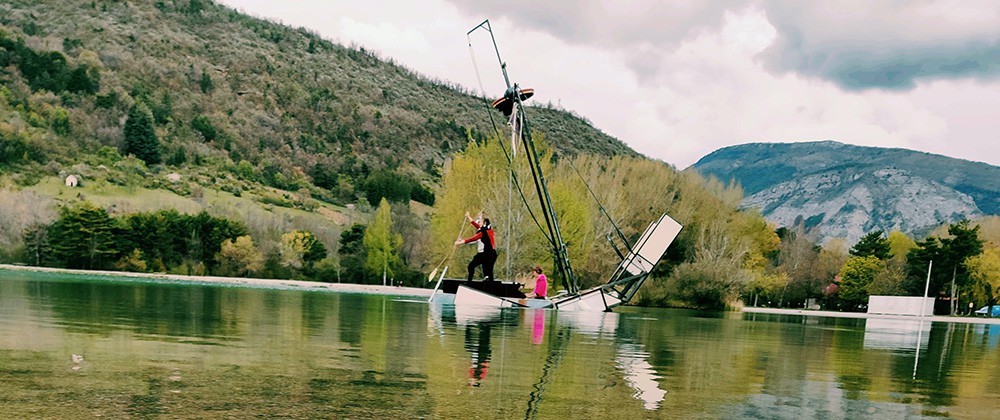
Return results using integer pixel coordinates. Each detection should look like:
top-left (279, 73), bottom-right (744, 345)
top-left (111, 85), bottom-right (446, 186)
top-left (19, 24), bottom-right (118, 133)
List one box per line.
top-left (514, 98), bottom-right (578, 294)
top-left (468, 20), bottom-right (579, 294)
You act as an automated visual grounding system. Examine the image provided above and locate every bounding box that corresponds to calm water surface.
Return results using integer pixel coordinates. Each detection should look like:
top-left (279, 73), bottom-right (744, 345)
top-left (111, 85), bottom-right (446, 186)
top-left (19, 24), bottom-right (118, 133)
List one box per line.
top-left (2, 269), bottom-right (999, 419)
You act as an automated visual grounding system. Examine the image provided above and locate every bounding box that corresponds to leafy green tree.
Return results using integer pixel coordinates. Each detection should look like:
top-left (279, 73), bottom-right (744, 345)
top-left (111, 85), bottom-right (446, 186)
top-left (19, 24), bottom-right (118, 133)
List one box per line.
top-left (50, 108), bottom-right (71, 136)
top-left (838, 255), bottom-right (882, 310)
top-left (47, 202), bottom-right (118, 269)
top-left (66, 66), bottom-right (99, 94)
top-left (115, 249), bottom-right (148, 272)
top-left (745, 271), bottom-right (791, 307)
top-left (967, 247), bottom-right (1000, 306)
top-left (850, 230), bottom-right (892, 260)
top-left (364, 198), bottom-right (401, 285)
top-left (217, 235), bottom-right (264, 277)
top-left (117, 209), bottom-right (191, 269)
top-left (187, 0), bottom-right (207, 15)
top-left (278, 230), bottom-right (327, 273)
top-left (887, 230), bottom-right (916, 265)
top-left (122, 103), bottom-right (161, 165)
top-left (304, 236), bottom-right (328, 268)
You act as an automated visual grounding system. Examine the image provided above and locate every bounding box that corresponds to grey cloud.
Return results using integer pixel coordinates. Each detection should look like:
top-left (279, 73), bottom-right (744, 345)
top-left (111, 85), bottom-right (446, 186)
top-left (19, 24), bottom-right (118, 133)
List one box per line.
top-left (758, 1), bottom-right (1000, 91)
top-left (446, 0), bottom-right (742, 79)
top-left (449, 0), bottom-right (1000, 91)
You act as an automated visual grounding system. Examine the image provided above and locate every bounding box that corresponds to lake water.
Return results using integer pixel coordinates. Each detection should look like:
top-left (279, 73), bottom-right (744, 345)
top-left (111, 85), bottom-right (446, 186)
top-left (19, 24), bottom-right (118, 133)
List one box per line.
top-left (2, 269), bottom-right (999, 419)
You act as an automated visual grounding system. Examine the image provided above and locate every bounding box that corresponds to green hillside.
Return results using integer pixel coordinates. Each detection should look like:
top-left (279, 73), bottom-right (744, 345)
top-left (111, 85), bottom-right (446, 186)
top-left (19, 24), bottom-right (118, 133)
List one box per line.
top-left (0, 0), bottom-right (644, 283)
top-left (1, 1), bottom-right (789, 311)
top-left (0, 0), bottom-right (634, 204)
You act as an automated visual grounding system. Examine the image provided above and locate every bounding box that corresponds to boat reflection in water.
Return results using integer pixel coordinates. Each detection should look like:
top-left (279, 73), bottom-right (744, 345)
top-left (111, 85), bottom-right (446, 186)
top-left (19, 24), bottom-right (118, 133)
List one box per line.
top-left (863, 318), bottom-right (930, 351)
top-left (428, 303), bottom-right (666, 411)
top-left (616, 342), bottom-right (666, 410)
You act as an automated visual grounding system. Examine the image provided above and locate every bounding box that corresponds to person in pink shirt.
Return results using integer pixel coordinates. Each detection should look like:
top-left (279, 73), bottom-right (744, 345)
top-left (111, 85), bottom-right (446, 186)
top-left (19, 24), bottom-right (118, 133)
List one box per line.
top-left (526, 266), bottom-right (547, 299)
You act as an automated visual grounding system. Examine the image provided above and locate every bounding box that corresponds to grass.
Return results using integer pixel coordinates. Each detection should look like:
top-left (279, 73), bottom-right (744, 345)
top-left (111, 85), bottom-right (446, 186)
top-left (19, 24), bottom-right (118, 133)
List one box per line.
top-left (23, 175), bottom-right (360, 254)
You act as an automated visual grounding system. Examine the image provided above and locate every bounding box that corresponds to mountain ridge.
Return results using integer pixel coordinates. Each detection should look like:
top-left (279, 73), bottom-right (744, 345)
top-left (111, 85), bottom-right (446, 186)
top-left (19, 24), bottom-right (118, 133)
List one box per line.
top-left (691, 140), bottom-right (1000, 243)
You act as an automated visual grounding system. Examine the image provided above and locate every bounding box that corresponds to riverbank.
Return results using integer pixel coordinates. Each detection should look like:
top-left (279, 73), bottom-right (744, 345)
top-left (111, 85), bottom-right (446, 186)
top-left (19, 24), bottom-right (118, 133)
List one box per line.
top-left (743, 306), bottom-right (1000, 325)
top-left (0, 264), bottom-right (434, 298)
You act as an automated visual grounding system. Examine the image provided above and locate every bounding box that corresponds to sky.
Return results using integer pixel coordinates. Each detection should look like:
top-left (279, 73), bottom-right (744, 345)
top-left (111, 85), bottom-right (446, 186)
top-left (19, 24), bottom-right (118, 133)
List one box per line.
top-left (217, 1), bottom-right (1000, 169)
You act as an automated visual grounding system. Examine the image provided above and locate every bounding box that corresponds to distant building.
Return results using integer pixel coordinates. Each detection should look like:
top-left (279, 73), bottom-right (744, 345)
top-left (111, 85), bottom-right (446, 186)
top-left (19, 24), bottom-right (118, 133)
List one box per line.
top-left (65, 174), bottom-right (79, 187)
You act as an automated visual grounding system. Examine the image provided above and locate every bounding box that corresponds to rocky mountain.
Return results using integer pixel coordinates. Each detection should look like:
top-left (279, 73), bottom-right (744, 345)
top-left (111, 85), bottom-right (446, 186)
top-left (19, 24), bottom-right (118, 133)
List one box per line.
top-left (690, 141), bottom-right (1000, 243)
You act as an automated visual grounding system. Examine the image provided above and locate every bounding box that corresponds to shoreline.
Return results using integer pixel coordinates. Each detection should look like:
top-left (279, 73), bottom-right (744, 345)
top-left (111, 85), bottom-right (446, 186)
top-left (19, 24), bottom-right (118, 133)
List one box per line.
top-left (0, 264), bottom-right (433, 298)
top-left (5, 263), bottom-right (997, 324)
top-left (742, 306), bottom-right (1000, 325)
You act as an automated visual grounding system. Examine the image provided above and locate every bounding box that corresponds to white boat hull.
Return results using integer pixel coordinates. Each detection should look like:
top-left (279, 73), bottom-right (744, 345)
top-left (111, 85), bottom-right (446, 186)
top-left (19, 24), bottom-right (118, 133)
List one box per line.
top-left (454, 285), bottom-right (554, 309)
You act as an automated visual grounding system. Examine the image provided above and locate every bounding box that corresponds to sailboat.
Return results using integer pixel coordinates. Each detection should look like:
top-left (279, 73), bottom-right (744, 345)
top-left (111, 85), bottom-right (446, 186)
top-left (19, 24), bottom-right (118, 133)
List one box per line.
top-left (429, 20), bottom-right (682, 312)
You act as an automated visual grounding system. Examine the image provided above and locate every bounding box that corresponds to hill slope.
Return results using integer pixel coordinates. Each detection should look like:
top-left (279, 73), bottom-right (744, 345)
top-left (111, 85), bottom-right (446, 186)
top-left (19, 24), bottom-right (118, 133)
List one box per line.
top-left (0, 0), bottom-right (635, 202)
top-left (691, 141), bottom-right (1000, 243)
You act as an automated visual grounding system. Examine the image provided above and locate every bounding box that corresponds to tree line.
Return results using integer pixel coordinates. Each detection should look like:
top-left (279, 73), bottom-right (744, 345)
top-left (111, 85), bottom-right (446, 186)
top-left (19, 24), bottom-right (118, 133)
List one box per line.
top-left (11, 133), bottom-right (1000, 312)
top-left (422, 135), bottom-right (1000, 312)
top-left (22, 202), bottom-right (337, 281)
top-left (743, 217), bottom-right (1000, 314)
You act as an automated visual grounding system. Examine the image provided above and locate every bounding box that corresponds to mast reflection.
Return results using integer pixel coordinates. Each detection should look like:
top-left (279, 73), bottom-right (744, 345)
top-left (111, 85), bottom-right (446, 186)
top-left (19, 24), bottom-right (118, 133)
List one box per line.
top-left (427, 304), bottom-right (668, 411)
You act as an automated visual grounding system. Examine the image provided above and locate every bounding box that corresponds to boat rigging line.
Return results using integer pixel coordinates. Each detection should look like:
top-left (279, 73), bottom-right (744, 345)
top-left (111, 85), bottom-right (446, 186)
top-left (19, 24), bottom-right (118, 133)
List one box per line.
top-left (427, 213), bottom-right (473, 282)
top-left (466, 29), bottom-right (554, 251)
top-left (564, 158), bottom-right (637, 258)
top-left (467, 19), bottom-right (579, 294)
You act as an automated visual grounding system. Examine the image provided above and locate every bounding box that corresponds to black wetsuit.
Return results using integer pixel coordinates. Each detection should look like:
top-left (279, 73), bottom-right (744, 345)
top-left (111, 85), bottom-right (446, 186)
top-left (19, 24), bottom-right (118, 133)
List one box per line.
top-left (466, 224), bottom-right (498, 282)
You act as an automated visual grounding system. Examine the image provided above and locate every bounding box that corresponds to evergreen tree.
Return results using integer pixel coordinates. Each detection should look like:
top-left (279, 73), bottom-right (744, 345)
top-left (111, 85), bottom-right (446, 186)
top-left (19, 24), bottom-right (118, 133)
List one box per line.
top-left (22, 223), bottom-right (51, 266)
top-left (338, 224), bottom-right (368, 283)
top-left (199, 70), bottom-right (213, 93)
top-left (191, 115), bottom-right (216, 141)
top-left (181, 211), bottom-right (247, 271)
top-left (941, 220), bottom-right (984, 295)
top-left (903, 221), bottom-right (984, 298)
top-left (304, 235), bottom-right (328, 267)
top-left (850, 230), bottom-right (892, 260)
top-left (122, 103), bottom-right (161, 165)
top-left (904, 237), bottom-right (943, 296)
top-left (47, 202), bottom-right (118, 269)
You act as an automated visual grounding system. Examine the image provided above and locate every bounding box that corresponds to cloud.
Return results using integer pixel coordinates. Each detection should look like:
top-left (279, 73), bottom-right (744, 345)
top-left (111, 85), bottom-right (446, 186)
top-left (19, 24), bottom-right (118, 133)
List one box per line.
top-left (216, 0), bottom-right (1000, 169)
top-left (447, 0), bottom-right (1000, 91)
top-left (758, 1), bottom-right (1000, 90)
top-left (446, 1), bottom-right (743, 81)
top-left (340, 17), bottom-right (431, 56)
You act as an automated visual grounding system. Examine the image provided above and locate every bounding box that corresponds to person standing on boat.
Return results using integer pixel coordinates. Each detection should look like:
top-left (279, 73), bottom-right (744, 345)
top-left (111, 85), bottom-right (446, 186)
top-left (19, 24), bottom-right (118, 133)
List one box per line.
top-left (526, 266), bottom-right (547, 299)
top-left (454, 211), bottom-right (497, 282)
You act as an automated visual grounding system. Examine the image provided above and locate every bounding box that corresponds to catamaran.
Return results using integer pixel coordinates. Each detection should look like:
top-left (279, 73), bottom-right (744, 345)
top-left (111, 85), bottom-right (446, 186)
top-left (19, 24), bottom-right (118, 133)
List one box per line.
top-left (429, 20), bottom-right (682, 312)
